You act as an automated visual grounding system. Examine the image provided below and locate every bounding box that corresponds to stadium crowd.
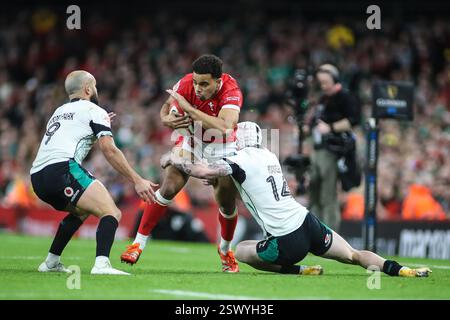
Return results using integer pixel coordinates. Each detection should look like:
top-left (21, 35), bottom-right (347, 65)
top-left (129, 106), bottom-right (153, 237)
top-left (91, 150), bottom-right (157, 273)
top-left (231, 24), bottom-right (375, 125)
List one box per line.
top-left (0, 8), bottom-right (449, 221)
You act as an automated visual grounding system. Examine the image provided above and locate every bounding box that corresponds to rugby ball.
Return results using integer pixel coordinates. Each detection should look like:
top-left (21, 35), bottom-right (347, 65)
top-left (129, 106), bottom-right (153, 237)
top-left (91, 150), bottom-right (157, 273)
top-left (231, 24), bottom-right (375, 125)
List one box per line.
top-left (170, 104), bottom-right (193, 136)
top-left (170, 103), bottom-right (185, 116)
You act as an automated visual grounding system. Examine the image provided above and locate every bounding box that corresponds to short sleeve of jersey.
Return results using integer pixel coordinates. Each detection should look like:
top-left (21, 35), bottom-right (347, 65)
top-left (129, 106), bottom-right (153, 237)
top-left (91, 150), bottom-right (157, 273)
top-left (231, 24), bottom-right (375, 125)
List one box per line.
top-left (88, 105), bottom-right (113, 139)
top-left (172, 75), bottom-right (191, 98)
top-left (219, 88), bottom-right (243, 112)
top-left (222, 156), bottom-right (247, 184)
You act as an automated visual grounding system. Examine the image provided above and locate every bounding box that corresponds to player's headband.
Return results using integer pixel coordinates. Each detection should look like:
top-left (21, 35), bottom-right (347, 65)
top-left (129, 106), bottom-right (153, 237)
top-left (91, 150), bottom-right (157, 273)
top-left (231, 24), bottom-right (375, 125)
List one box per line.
top-left (236, 121), bottom-right (262, 150)
top-left (317, 64), bottom-right (340, 84)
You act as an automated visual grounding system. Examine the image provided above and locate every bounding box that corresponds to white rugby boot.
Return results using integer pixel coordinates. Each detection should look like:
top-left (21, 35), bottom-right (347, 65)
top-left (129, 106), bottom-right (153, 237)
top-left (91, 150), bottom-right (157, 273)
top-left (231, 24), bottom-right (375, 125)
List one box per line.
top-left (38, 261), bottom-right (72, 273)
top-left (91, 257), bottom-right (130, 275)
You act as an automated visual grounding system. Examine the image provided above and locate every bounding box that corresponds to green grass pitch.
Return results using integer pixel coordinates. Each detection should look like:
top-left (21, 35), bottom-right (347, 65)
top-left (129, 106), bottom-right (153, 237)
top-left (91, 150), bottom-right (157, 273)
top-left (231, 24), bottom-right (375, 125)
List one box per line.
top-left (0, 233), bottom-right (449, 300)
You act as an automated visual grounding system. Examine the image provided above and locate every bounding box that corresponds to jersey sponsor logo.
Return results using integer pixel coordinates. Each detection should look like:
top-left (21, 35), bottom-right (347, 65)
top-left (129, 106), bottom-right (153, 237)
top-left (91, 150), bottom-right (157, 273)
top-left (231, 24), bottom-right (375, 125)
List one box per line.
top-left (64, 187), bottom-right (74, 197)
top-left (71, 190), bottom-right (80, 202)
top-left (267, 165), bottom-right (281, 174)
top-left (258, 240), bottom-right (267, 249)
top-left (324, 233), bottom-right (331, 247)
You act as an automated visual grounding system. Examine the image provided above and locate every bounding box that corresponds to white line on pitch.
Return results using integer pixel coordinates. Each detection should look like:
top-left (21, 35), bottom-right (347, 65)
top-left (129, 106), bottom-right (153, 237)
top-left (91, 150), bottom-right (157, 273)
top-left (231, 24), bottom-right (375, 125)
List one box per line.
top-left (0, 256), bottom-right (42, 260)
top-left (165, 247), bottom-right (192, 254)
top-left (406, 263), bottom-right (450, 270)
top-left (0, 256), bottom-right (81, 260)
top-left (149, 289), bottom-right (330, 300)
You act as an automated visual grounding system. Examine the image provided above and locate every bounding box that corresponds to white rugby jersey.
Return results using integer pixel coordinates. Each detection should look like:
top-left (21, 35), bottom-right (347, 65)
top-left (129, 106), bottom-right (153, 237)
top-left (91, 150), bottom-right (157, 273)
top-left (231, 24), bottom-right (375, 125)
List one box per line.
top-left (30, 99), bottom-right (112, 174)
top-left (223, 147), bottom-right (308, 237)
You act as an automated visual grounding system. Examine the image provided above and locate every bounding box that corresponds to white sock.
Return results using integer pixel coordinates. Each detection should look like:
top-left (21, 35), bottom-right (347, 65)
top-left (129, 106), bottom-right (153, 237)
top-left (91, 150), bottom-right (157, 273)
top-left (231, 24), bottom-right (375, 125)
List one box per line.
top-left (45, 253), bottom-right (60, 267)
top-left (155, 190), bottom-right (172, 205)
top-left (95, 256), bottom-right (110, 267)
top-left (133, 232), bottom-right (149, 250)
top-left (219, 238), bottom-right (231, 255)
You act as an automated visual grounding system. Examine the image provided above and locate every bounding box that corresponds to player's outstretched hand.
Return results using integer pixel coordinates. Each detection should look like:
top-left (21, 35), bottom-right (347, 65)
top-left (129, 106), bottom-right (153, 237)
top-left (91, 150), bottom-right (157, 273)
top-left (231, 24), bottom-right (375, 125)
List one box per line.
top-left (134, 178), bottom-right (159, 203)
top-left (166, 89), bottom-right (192, 112)
top-left (108, 112), bottom-right (117, 123)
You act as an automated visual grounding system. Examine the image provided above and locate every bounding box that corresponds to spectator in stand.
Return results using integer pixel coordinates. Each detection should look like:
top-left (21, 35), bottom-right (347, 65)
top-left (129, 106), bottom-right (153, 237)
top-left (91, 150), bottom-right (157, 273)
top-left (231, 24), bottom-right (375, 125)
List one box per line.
top-left (0, 7), bottom-right (448, 222)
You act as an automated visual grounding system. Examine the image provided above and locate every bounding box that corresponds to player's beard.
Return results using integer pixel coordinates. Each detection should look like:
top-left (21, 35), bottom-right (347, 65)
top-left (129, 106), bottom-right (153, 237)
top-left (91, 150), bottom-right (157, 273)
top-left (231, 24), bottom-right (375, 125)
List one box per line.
top-left (198, 81), bottom-right (221, 101)
top-left (90, 92), bottom-right (99, 105)
top-left (199, 85), bottom-right (219, 101)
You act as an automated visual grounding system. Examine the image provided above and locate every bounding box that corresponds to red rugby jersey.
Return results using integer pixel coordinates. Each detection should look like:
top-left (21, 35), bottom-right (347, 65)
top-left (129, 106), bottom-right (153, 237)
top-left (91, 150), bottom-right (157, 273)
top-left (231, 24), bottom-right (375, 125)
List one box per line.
top-left (172, 73), bottom-right (242, 143)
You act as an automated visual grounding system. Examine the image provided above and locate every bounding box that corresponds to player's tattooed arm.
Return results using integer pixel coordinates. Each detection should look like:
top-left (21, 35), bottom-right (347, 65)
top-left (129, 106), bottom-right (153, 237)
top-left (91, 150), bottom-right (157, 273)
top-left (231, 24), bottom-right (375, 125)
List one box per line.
top-left (177, 161), bottom-right (232, 179)
top-left (161, 151), bottom-right (232, 179)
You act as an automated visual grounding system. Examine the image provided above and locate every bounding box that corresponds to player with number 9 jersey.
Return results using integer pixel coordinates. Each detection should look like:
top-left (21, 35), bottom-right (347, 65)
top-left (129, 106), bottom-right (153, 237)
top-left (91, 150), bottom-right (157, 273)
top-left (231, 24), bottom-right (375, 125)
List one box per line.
top-left (31, 70), bottom-right (157, 276)
top-left (30, 98), bottom-right (113, 209)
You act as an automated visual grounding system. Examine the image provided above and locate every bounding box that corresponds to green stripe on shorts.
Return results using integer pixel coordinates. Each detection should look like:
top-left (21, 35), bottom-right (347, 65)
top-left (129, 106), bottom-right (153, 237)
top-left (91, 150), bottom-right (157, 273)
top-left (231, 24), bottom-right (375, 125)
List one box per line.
top-left (69, 161), bottom-right (94, 189)
top-left (257, 238), bottom-right (279, 263)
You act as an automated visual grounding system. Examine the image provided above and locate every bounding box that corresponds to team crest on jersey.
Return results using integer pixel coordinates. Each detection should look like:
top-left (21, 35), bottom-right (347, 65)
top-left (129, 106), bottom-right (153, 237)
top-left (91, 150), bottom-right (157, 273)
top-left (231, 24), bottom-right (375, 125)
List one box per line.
top-left (64, 187), bottom-right (74, 197)
top-left (208, 101), bottom-right (214, 111)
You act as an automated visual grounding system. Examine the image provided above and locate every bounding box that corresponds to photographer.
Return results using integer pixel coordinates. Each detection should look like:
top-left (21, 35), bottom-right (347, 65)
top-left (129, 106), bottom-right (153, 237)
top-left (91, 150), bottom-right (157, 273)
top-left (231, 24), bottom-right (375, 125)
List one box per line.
top-left (304, 64), bottom-right (361, 232)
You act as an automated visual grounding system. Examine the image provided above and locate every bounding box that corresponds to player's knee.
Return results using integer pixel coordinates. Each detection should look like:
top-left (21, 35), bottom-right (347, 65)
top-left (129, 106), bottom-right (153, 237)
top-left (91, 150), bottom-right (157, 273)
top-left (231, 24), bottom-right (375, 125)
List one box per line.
top-left (104, 207), bottom-right (121, 221)
top-left (114, 209), bottom-right (122, 221)
top-left (160, 181), bottom-right (182, 200)
top-left (350, 249), bottom-right (361, 264)
top-left (235, 244), bottom-right (246, 262)
top-left (335, 248), bottom-right (356, 264)
top-left (160, 187), bottom-right (175, 200)
top-left (216, 194), bottom-right (236, 214)
top-left (235, 243), bottom-right (255, 264)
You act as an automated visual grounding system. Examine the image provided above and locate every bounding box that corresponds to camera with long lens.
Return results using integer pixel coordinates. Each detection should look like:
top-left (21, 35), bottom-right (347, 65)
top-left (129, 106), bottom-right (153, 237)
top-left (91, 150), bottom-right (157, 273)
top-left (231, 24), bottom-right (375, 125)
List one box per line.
top-left (283, 68), bottom-right (312, 195)
top-left (285, 69), bottom-right (310, 119)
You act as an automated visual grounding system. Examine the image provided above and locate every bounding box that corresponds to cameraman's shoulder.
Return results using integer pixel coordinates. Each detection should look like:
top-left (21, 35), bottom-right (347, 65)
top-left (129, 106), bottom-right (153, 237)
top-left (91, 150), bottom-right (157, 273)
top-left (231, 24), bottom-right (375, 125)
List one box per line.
top-left (339, 87), bottom-right (352, 97)
top-left (341, 88), bottom-right (360, 104)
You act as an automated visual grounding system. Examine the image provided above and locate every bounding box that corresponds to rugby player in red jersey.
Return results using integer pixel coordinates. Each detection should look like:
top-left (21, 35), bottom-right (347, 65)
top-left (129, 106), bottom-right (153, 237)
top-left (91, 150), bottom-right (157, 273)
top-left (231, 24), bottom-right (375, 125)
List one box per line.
top-left (121, 54), bottom-right (242, 272)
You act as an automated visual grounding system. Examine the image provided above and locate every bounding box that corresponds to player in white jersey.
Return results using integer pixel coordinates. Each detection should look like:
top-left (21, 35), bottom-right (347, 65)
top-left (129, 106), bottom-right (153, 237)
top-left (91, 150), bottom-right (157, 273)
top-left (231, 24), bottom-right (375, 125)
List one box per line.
top-left (162, 122), bottom-right (432, 277)
top-left (30, 70), bottom-right (157, 275)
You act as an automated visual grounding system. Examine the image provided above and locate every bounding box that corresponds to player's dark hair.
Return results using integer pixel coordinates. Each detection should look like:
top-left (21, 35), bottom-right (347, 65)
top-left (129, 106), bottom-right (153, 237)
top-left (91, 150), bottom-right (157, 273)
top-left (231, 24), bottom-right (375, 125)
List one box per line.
top-left (192, 54), bottom-right (223, 79)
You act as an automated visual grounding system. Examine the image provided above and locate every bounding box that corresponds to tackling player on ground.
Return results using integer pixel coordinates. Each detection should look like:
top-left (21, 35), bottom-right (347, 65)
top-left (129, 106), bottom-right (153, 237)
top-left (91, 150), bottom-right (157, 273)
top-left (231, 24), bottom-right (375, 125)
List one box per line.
top-left (121, 54), bottom-right (242, 272)
top-left (163, 122), bottom-right (432, 277)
